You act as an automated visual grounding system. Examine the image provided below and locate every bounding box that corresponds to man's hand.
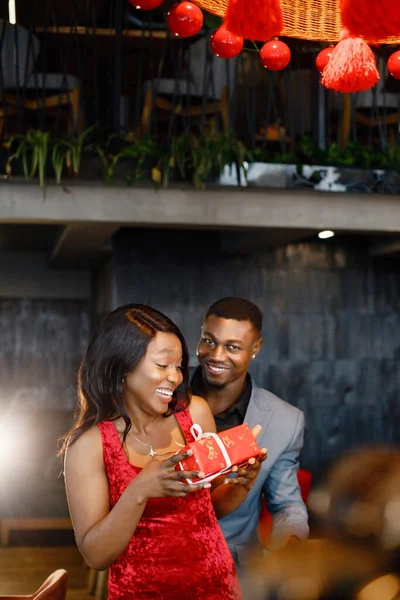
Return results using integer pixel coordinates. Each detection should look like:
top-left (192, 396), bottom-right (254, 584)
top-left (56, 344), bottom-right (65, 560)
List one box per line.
top-left (222, 425), bottom-right (267, 491)
top-left (222, 448), bottom-right (267, 490)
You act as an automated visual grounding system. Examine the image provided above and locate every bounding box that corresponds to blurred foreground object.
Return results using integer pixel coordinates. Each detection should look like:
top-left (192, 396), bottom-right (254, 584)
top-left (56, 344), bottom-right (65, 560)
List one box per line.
top-left (0, 569), bottom-right (68, 600)
top-left (242, 448), bottom-right (400, 600)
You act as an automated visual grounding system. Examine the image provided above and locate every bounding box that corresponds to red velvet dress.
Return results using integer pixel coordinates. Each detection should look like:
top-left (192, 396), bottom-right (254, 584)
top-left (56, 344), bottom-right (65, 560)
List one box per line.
top-left (98, 410), bottom-right (242, 600)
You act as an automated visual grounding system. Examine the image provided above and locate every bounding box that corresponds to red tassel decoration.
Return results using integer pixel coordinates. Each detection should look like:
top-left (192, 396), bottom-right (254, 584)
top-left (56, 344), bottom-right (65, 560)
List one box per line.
top-left (223, 0), bottom-right (283, 42)
top-left (321, 29), bottom-right (379, 93)
top-left (340, 0), bottom-right (400, 42)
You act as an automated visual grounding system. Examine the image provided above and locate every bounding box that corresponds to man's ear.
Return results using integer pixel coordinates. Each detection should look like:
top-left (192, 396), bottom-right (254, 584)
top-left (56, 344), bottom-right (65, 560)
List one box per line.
top-left (196, 325), bottom-right (204, 357)
top-left (251, 337), bottom-right (263, 359)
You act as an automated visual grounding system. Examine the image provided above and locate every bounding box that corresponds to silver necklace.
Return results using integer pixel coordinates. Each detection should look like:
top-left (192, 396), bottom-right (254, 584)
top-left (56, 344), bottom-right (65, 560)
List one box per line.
top-left (126, 418), bottom-right (162, 457)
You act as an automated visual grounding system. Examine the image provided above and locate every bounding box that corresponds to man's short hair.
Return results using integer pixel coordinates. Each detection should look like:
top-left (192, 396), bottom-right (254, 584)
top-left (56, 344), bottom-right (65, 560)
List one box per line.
top-left (205, 297), bottom-right (262, 334)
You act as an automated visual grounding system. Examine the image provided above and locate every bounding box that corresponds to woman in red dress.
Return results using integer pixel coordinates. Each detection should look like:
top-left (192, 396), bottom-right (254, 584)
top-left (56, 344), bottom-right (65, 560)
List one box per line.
top-left (62, 304), bottom-right (263, 599)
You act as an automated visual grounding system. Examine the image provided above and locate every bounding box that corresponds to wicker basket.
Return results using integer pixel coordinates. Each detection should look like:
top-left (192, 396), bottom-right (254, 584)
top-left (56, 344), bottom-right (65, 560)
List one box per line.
top-left (196, 0), bottom-right (400, 44)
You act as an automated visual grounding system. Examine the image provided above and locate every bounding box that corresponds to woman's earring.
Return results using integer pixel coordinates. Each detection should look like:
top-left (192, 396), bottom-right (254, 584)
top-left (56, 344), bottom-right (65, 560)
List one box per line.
top-left (122, 376), bottom-right (125, 384)
top-left (252, 354), bottom-right (256, 359)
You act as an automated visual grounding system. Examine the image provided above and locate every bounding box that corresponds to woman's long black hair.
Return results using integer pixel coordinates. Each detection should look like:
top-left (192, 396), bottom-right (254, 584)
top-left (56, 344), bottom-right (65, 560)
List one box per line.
top-left (60, 304), bottom-right (191, 456)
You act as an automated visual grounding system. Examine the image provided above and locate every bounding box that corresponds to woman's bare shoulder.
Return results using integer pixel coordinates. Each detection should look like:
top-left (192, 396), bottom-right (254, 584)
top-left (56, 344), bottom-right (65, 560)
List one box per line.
top-left (188, 395), bottom-right (216, 432)
top-left (65, 425), bottom-right (103, 465)
top-left (190, 394), bottom-right (210, 408)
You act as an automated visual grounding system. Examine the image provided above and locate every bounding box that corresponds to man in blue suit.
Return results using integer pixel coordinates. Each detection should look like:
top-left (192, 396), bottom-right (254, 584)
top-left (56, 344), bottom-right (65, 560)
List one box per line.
top-left (191, 297), bottom-right (309, 567)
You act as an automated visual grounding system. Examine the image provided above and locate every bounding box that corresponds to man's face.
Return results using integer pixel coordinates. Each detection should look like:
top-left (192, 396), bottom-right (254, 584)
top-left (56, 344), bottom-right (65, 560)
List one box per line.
top-left (196, 315), bottom-right (262, 388)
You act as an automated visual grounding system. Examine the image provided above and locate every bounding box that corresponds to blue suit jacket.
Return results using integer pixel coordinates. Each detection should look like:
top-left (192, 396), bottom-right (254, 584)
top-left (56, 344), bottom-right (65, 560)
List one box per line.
top-left (219, 381), bottom-right (309, 565)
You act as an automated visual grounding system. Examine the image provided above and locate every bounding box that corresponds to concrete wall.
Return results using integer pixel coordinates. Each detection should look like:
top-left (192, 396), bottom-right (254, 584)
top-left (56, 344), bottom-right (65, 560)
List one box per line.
top-left (0, 251), bottom-right (90, 299)
top-left (0, 297), bottom-right (89, 520)
top-left (104, 228), bottom-right (400, 481)
top-left (0, 252), bottom-right (90, 521)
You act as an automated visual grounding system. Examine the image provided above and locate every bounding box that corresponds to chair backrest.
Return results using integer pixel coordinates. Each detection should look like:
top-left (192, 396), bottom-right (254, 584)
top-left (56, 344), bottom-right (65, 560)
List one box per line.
top-left (355, 56), bottom-right (400, 110)
top-left (0, 569), bottom-right (68, 600)
top-left (34, 570), bottom-right (68, 600)
top-left (0, 20), bottom-right (40, 89)
top-left (187, 37), bottom-right (237, 100)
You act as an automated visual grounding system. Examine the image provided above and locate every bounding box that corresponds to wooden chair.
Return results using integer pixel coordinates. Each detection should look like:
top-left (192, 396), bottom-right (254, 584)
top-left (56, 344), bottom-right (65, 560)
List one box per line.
top-left (255, 121), bottom-right (293, 149)
top-left (88, 569), bottom-right (108, 600)
top-left (0, 103), bottom-right (17, 139)
top-left (0, 20), bottom-right (82, 136)
top-left (0, 569), bottom-right (68, 600)
top-left (254, 69), bottom-right (298, 150)
top-left (339, 57), bottom-right (400, 148)
top-left (140, 37), bottom-right (234, 134)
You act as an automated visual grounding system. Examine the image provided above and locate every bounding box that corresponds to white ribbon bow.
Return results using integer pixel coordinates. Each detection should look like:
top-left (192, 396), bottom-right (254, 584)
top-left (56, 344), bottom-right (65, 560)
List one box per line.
top-left (178, 423), bottom-right (233, 485)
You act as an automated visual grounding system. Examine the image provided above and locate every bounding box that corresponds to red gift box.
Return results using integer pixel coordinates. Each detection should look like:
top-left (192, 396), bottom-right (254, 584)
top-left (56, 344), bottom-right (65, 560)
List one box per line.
top-left (175, 423), bottom-right (261, 484)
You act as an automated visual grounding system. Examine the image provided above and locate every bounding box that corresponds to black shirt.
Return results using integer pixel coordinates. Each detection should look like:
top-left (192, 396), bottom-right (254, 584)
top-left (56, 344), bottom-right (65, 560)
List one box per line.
top-left (190, 366), bottom-right (252, 432)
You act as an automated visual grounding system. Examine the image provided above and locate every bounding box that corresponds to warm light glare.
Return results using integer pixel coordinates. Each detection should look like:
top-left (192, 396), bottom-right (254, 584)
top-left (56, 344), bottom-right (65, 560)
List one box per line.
top-left (308, 489), bottom-right (331, 515)
top-left (318, 230), bottom-right (335, 240)
top-left (357, 574), bottom-right (400, 600)
top-left (278, 576), bottom-right (320, 600)
top-left (382, 498), bottom-right (400, 549)
top-left (8, 0), bottom-right (16, 24)
top-left (0, 416), bottom-right (26, 476)
top-left (0, 425), bottom-right (18, 463)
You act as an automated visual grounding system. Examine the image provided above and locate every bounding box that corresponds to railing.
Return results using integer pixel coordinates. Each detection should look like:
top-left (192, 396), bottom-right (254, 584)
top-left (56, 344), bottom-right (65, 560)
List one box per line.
top-left (1, 0), bottom-right (400, 187)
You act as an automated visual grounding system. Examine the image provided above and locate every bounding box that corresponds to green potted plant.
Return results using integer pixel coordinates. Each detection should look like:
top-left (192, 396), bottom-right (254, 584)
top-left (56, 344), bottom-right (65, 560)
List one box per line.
top-left (153, 130), bottom-right (249, 189)
top-left (93, 132), bottom-right (160, 184)
top-left (51, 125), bottom-right (97, 184)
top-left (5, 130), bottom-right (50, 188)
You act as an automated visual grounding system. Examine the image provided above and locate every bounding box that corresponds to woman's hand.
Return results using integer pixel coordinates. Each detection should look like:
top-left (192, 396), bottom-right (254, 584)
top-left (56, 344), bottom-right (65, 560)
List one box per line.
top-left (133, 449), bottom-right (211, 502)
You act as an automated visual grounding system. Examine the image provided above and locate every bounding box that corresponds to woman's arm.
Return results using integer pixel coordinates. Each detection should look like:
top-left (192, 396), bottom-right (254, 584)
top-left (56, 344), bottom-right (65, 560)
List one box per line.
top-left (65, 427), bottom-right (206, 570)
top-left (65, 427), bottom-right (147, 570)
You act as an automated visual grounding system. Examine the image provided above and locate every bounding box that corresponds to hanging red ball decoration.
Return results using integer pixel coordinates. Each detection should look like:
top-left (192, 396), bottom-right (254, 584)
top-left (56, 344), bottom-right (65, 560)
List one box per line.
top-left (321, 29), bottom-right (379, 93)
top-left (128, 0), bottom-right (163, 10)
top-left (388, 51), bottom-right (400, 80)
top-left (210, 25), bottom-right (243, 59)
top-left (259, 40), bottom-right (291, 71)
top-left (167, 2), bottom-right (203, 38)
top-left (316, 47), bottom-right (334, 74)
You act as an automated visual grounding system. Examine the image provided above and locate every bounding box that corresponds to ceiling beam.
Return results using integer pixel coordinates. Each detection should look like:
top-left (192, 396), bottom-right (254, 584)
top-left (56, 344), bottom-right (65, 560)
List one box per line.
top-left (220, 229), bottom-right (317, 254)
top-left (50, 223), bottom-right (119, 268)
top-left (2, 183), bottom-right (400, 234)
top-left (369, 238), bottom-right (400, 257)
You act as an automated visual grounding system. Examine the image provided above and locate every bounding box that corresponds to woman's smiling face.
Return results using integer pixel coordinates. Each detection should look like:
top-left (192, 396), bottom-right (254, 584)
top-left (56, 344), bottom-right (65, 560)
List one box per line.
top-left (123, 331), bottom-right (184, 414)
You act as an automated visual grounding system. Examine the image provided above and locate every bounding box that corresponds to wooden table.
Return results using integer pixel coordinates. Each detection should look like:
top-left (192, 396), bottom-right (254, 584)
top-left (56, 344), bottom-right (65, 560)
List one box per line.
top-left (0, 545), bottom-right (89, 600)
top-left (1, 518), bottom-right (73, 547)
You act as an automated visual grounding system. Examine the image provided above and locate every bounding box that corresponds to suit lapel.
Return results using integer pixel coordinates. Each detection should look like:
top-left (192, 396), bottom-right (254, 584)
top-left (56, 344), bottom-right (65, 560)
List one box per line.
top-left (244, 382), bottom-right (274, 435)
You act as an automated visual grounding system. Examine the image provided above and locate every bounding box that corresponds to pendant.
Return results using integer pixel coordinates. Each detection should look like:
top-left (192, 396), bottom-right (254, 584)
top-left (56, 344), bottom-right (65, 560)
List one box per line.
top-left (149, 447), bottom-right (157, 457)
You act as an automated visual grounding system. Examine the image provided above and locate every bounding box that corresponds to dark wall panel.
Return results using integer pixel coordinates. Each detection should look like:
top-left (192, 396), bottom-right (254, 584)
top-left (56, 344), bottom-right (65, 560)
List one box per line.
top-left (0, 298), bottom-right (89, 521)
top-left (109, 229), bottom-right (400, 481)
top-left (0, 298), bottom-right (89, 411)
